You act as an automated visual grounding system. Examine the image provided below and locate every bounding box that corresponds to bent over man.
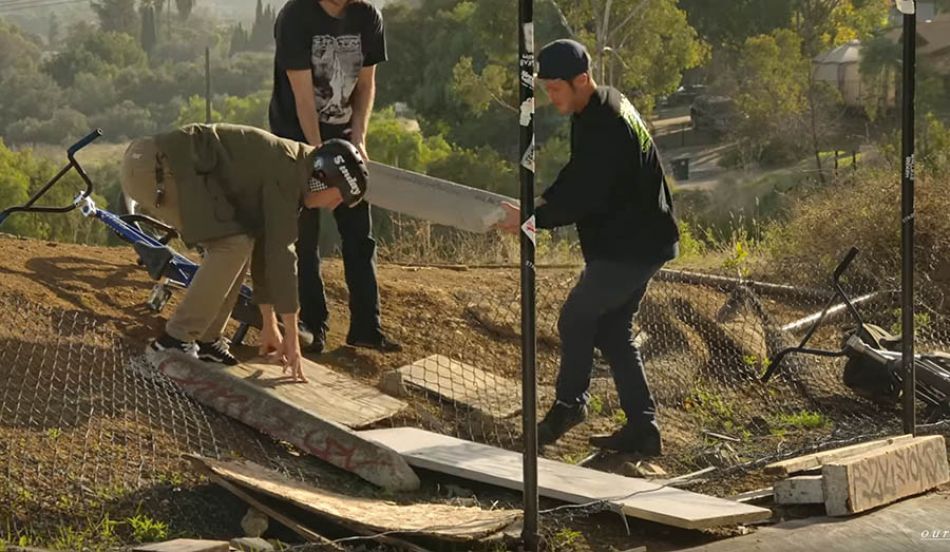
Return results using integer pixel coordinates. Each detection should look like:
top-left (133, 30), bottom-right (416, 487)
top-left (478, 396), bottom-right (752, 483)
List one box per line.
top-left (121, 123), bottom-right (368, 381)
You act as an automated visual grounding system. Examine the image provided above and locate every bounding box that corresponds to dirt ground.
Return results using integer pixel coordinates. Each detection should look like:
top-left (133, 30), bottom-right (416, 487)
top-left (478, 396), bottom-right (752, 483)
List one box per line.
top-left (0, 233), bottom-right (919, 550)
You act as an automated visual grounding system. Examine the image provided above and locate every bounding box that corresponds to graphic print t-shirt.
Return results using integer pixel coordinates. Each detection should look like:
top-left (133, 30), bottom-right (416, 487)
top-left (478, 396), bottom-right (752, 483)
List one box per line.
top-left (269, 0), bottom-right (387, 141)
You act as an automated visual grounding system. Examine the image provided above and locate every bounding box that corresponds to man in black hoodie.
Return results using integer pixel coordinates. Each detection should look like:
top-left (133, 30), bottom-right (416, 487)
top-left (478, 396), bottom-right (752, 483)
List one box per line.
top-left (497, 39), bottom-right (679, 455)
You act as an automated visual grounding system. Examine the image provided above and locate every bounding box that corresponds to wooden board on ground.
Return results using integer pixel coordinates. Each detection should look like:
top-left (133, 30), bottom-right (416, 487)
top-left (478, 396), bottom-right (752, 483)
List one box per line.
top-left (132, 540), bottom-right (229, 552)
top-left (153, 352), bottom-right (419, 491)
top-left (360, 427), bottom-right (772, 530)
top-left (366, 162), bottom-right (509, 234)
top-left (822, 435), bottom-right (950, 517)
top-left (774, 475), bottom-right (824, 505)
top-left (227, 357), bottom-right (406, 429)
top-left (764, 435), bottom-right (913, 476)
top-left (188, 454), bottom-right (521, 542)
top-left (396, 355), bottom-right (521, 418)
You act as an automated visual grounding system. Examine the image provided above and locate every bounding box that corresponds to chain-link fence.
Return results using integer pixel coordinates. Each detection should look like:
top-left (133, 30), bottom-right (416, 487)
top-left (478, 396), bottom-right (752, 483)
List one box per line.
top-left (3, 191), bottom-right (950, 548)
top-left (374, 213), bottom-right (950, 503)
top-left (0, 292), bottom-right (377, 549)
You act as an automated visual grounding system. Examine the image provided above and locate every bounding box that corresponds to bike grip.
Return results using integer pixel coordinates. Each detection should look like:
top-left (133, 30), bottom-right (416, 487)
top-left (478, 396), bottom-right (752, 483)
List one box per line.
top-left (834, 246), bottom-right (860, 280)
top-left (67, 129), bottom-right (103, 157)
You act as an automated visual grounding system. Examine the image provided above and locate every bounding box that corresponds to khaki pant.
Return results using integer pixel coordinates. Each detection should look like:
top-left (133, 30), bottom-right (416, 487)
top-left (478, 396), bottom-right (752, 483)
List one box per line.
top-left (121, 137), bottom-right (253, 343)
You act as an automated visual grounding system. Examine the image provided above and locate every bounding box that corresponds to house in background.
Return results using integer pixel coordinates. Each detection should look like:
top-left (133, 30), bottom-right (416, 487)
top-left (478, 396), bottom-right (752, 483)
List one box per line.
top-left (813, 40), bottom-right (865, 107)
top-left (814, 10), bottom-right (950, 110)
top-left (887, 13), bottom-right (950, 74)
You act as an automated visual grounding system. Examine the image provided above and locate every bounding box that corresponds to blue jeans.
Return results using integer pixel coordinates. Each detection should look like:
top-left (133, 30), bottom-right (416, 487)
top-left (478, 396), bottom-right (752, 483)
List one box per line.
top-left (556, 259), bottom-right (664, 428)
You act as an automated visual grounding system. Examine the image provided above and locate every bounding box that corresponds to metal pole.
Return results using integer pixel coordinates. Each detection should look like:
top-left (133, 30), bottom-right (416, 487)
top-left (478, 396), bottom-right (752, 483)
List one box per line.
top-left (518, 1), bottom-right (539, 550)
top-left (205, 47), bottom-right (212, 124)
top-left (898, 0), bottom-right (916, 436)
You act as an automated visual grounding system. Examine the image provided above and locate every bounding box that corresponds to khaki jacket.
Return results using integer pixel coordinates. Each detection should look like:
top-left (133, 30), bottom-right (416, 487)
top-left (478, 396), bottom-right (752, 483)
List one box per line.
top-left (155, 123), bottom-right (315, 314)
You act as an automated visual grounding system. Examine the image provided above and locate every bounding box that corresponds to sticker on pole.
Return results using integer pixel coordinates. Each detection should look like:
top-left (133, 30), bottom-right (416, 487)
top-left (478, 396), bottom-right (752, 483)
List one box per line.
top-left (521, 136), bottom-right (535, 172)
top-left (521, 215), bottom-right (536, 246)
top-left (520, 98), bottom-right (534, 127)
top-left (523, 23), bottom-right (535, 53)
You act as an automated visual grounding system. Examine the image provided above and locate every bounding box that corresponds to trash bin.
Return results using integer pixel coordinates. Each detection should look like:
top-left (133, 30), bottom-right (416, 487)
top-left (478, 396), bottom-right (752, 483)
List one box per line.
top-left (672, 157), bottom-right (690, 181)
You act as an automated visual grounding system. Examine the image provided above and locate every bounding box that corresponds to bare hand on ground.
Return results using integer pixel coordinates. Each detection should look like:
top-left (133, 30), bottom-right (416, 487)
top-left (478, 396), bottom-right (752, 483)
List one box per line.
top-left (282, 338), bottom-right (306, 383)
top-left (258, 322), bottom-right (283, 361)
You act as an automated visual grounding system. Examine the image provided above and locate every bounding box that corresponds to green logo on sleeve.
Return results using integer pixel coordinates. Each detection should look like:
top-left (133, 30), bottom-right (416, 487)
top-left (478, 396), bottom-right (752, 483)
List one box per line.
top-left (619, 95), bottom-right (652, 153)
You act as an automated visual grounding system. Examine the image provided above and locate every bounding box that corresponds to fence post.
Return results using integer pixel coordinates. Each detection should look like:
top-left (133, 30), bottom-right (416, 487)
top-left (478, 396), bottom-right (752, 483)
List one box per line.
top-left (518, 1), bottom-right (539, 550)
top-left (898, 0), bottom-right (917, 436)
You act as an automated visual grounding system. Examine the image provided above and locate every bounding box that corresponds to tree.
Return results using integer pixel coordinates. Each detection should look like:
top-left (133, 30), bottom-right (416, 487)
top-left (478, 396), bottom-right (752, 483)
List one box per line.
top-left (250, 1), bottom-right (277, 50)
top-left (45, 31), bottom-right (147, 87)
top-left (91, 0), bottom-right (140, 36)
top-left (90, 100), bottom-right (157, 139)
top-left (48, 13), bottom-right (62, 50)
top-left (790, 1), bottom-right (890, 180)
top-left (364, 107), bottom-right (451, 172)
top-left (141, 5), bottom-right (158, 55)
top-left (678, 0), bottom-right (793, 49)
top-left (176, 0), bottom-right (196, 20)
top-left (450, 0), bottom-right (708, 122)
top-left (0, 19), bottom-right (43, 77)
top-left (859, 34), bottom-right (900, 120)
top-left (733, 30), bottom-right (810, 165)
top-left (6, 108), bottom-right (90, 146)
top-left (0, 71), bottom-right (65, 137)
top-left (230, 23), bottom-right (250, 56)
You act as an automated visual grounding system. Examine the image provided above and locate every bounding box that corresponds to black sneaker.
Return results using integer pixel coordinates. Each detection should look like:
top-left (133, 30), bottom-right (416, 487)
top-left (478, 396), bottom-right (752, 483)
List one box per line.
top-left (589, 423), bottom-right (663, 456)
top-left (537, 401), bottom-right (588, 447)
top-left (300, 322), bottom-right (327, 354)
top-left (197, 337), bottom-right (239, 366)
top-left (147, 332), bottom-right (199, 359)
top-left (346, 334), bottom-right (403, 353)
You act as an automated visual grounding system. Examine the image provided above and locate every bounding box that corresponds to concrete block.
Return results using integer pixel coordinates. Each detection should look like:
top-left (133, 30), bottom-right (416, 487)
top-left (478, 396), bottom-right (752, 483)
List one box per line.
top-left (823, 435), bottom-right (950, 516)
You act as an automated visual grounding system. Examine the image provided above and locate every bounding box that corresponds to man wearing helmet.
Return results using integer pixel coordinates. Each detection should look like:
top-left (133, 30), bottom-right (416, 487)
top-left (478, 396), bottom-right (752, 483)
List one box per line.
top-left (120, 123), bottom-right (368, 382)
top-left (497, 40), bottom-right (680, 456)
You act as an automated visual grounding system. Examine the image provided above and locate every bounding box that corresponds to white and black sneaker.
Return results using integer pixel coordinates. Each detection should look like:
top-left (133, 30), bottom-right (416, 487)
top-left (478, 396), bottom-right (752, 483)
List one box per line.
top-left (197, 337), bottom-right (239, 366)
top-left (147, 332), bottom-right (199, 361)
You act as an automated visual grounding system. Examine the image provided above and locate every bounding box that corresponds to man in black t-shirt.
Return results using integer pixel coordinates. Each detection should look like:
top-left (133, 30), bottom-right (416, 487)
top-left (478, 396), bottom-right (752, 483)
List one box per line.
top-left (269, 0), bottom-right (401, 353)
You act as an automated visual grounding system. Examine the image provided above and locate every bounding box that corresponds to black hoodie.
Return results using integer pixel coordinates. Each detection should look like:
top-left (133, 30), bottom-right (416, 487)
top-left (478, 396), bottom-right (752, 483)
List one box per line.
top-left (535, 86), bottom-right (679, 264)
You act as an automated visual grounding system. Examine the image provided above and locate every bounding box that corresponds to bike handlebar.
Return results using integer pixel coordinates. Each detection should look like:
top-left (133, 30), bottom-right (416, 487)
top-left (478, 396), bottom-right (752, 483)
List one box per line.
top-left (761, 247), bottom-right (863, 382)
top-left (834, 246), bottom-right (860, 282)
top-left (68, 129), bottom-right (103, 159)
top-left (0, 129), bottom-right (103, 226)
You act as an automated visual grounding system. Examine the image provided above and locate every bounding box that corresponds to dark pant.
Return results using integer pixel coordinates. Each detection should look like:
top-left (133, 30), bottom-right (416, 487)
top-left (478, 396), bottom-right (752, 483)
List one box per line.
top-left (556, 259), bottom-right (664, 428)
top-left (296, 126), bottom-right (382, 342)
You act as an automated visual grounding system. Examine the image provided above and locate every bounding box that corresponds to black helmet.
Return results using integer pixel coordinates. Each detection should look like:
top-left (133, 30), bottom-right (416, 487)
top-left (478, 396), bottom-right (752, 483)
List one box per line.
top-left (309, 139), bottom-right (368, 207)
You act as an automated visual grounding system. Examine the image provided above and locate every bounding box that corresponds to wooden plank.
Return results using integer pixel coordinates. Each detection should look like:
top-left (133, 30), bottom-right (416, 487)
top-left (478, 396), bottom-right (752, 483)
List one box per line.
top-left (211, 469), bottom-right (423, 552)
top-left (823, 435), bottom-right (950, 517)
top-left (764, 435), bottom-right (913, 476)
top-left (153, 352), bottom-right (419, 491)
top-left (774, 475), bottom-right (824, 505)
top-left (225, 357), bottom-right (405, 429)
top-left (132, 540), bottom-right (229, 552)
top-left (727, 488), bottom-right (774, 504)
top-left (366, 161), bottom-right (509, 233)
top-left (360, 427), bottom-right (771, 530)
top-left (397, 355), bottom-right (521, 418)
top-left (200, 471), bottom-right (343, 550)
top-left (188, 454), bottom-right (520, 543)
